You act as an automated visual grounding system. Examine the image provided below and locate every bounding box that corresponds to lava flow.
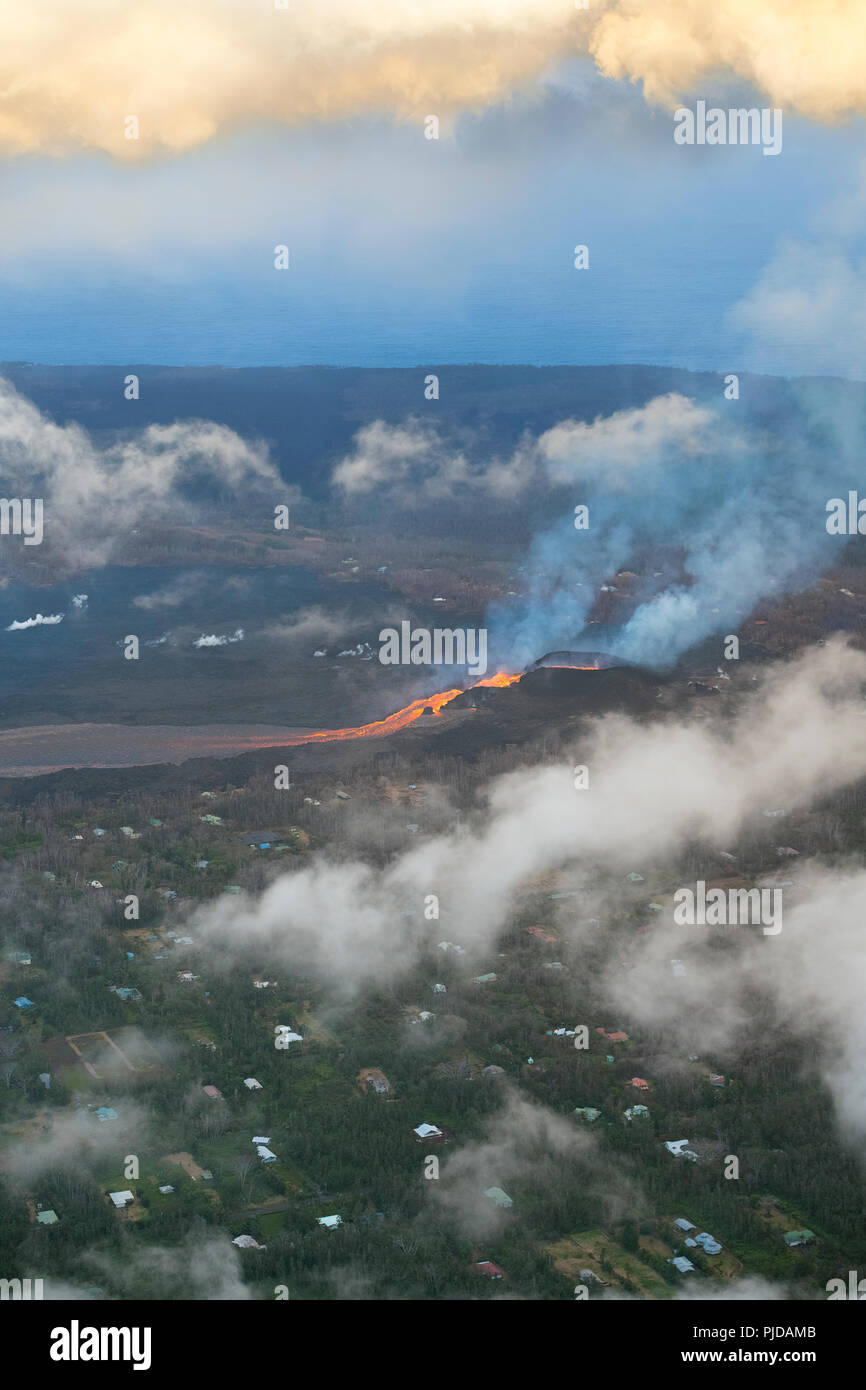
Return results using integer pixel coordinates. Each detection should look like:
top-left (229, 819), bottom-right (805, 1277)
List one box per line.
top-left (285, 670), bottom-right (523, 746)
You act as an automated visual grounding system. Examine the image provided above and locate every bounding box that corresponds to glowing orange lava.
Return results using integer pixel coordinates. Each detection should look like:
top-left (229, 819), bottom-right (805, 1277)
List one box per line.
top-left (277, 671), bottom-right (523, 747)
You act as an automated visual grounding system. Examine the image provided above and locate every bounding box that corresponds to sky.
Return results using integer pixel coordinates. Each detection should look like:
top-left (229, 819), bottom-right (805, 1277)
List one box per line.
top-left (0, 1), bottom-right (864, 374)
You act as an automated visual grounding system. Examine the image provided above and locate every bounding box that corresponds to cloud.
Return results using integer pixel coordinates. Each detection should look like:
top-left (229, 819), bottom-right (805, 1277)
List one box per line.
top-left (133, 574), bottom-right (204, 611)
top-left (193, 628), bottom-right (244, 648)
top-left (674, 1276), bottom-right (788, 1301)
top-left (429, 1090), bottom-right (593, 1240)
top-left (0, 1), bottom-right (860, 162)
top-left (189, 639), bottom-right (866, 998)
top-left (535, 394), bottom-right (716, 489)
top-left (261, 607), bottom-right (358, 648)
top-left (2, 1102), bottom-right (150, 1183)
top-left (5, 612), bottom-right (64, 630)
top-left (184, 638), bottom-right (866, 1144)
top-left (0, 0), bottom-right (581, 159)
top-left (730, 236), bottom-right (866, 380)
top-left (84, 1233), bottom-right (253, 1301)
top-left (332, 419), bottom-right (476, 502)
top-left (604, 860), bottom-right (866, 1143)
top-left (589, 1), bottom-right (866, 123)
top-left (332, 395), bottom-right (720, 503)
top-left (332, 389), bottom-right (844, 669)
top-left (0, 376), bottom-right (281, 573)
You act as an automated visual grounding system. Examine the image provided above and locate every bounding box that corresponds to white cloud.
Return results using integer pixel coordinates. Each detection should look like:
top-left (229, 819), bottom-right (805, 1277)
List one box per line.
top-left (6, 612), bottom-right (64, 630)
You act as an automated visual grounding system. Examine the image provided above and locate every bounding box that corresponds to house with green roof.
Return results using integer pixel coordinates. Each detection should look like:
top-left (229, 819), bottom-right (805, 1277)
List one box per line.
top-left (783, 1229), bottom-right (815, 1247)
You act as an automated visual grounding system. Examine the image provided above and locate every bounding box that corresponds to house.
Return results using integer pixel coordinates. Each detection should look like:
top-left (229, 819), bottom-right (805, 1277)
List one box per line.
top-left (158, 1186), bottom-right (175, 1195)
top-left (483, 1065), bottom-right (505, 1079)
top-left (473, 1261), bottom-right (505, 1279)
top-left (36, 1209), bottom-right (59, 1225)
top-left (624, 1105), bottom-right (649, 1121)
top-left (438, 941), bottom-right (465, 955)
top-left (544, 961), bottom-right (564, 970)
top-left (202, 1085), bottom-right (222, 1100)
top-left (433, 983), bottom-right (447, 994)
top-left (695, 1233), bottom-right (722, 1255)
top-left (335, 790), bottom-right (351, 801)
top-left (474, 973), bottom-right (497, 984)
top-left (484, 1187), bottom-right (513, 1208)
top-left (232, 1234), bottom-right (266, 1249)
top-left (256, 1146), bottom-right (277, 1163)
top-left (575, 1107), bottom-right (602, 1121)
top-left (96, 1107), bottom-right (118, 1122)
top-left (626, 872), bottom-right (645, 882)
top-left (578, 1268), bottom-right (608, 1286)
top-left (630, 1077), bottom-right (650, 1091)
top-left (783, 1230), bottom-right (815, 1247)
top-left (251, 1136), bottom-right (270, 1145)
top-left (177, 972), bottom-right (197, 982)
top-left (108, 1191), bottom-right (135, 1209)
top-left (6, 950), bottom-right (31, 966)
top-left (674, 1217), bottom-right (696, 1232)
top-left (413, 1123), bottom-right (442, 1140)
top-left (13, 997), bottom-right (33, 1010)
top-left (318, 1214), bottom-right (342, 1229)
top-left (671, 959), bottom-right (686, 977)
top-left (526, 926), bottom-right (557, 943)
top-left (243, 1077), bottom-right (263, 1090)
top-left (358, 1068), bottom-right (391, 1094)
top-left (707, 1073), bottom-right (726, 1086)
top-left (665, 1139), bottom-right (698, 1161)
top-left (669, 1256), bottom-right (695, 1274)
top-left (596, 1028), bottom-right (629, 1043)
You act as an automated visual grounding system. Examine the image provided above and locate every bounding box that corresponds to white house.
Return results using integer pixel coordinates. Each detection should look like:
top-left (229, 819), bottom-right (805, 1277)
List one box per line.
top-left (108, 1190), bottom-right (135, 1208)
top-left (251, 1135), bottom-right (270, 1145)
top-left (413, 1123), bottom-right (442, 1139)
top-left (665, 1139), bottom-right (698, 1161)
top-left (244, 1077), bottom-right (263, 1090)
top-left (256, 1145), bottom-right (277, 1163)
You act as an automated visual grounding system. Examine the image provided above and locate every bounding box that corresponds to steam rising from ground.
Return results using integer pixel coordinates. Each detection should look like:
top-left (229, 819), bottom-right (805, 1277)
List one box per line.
top-left (0, 377), bottom-right (280, 574)
top-left (333, 390), bottom-right (850, 667)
